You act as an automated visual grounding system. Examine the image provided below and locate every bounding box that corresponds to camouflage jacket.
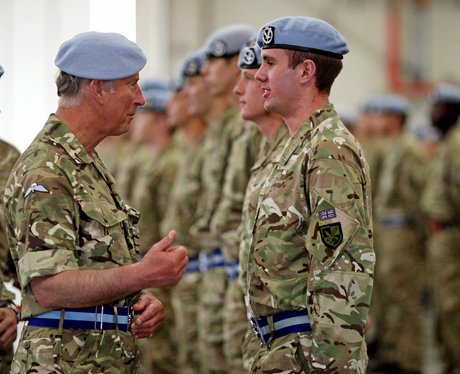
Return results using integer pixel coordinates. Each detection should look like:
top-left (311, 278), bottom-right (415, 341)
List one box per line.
top-left (375, 132), bottom-right (428, 225)
top-left (160, 134), bottom-right (206, 256)
top-left (4, 115), bottom-right (140, 318)
top-left (191, 105), bottom-right (241, 249)
top-left (239, 124), bottom-right (288, 291)
top-left (0, 139), bottom-right (20, 286)
top-left (246, 104), bottom-right (375, 372)
top-left (132, 138), bottom-right (182, 255)
top-left (211, 121), bottom-right (262, 260)
top-left (422, 127), bottom-right (460, 221)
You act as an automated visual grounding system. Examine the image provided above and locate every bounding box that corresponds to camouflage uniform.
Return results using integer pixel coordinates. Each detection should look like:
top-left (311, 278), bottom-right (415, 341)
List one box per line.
top-left (374, 132), bottom-right (428, 373)
top-left (238, 124), bottom-right (289, 371)
top-left (132, 136), bottom-right (182, 374)
top-left (0, 277), bottom-right (17, 374)
top-left (116, 143), bottom-right (154, 205)
top-left (422, 127), bottom-right (460, 374)
top-left (0, 139), bottom-right (20, 285)
top-left (4, 115), bottom-right (142, 373)
top-left (210, 121), bottom-right (262, 373)
top-left (246, 104), bottom-right (374, 373)
top-left (191, 105), bottom-right (239, 373)
top-left (0, 139), bottom-right (20, 373)
top-left (160, 132), bottom-right (206, 374)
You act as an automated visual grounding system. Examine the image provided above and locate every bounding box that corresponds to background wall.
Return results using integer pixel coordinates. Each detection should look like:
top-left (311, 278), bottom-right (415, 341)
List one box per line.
top-left (1, 0), bottom-right (460, 151)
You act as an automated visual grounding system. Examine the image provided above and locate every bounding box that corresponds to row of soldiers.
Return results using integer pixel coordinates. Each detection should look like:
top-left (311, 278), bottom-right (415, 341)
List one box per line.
top-left (1, 23), bottom-right (460, 374)
top-left (92, 23), bottom-right (460, 374)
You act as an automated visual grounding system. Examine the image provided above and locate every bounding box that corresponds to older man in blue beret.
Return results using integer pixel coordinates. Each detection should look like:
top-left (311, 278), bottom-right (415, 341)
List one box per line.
top-left (4, 31), bottom-right (188, 373)
top-left (422, 83), bottom-right (460, 374)
top-left (242, 17), bottom-right (375, 373)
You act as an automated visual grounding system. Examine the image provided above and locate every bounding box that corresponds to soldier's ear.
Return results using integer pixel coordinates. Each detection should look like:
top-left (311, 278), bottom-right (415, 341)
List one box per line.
top-left (89, 80), bottom-right (107, 104)
top-left (299, 59), bottom-right (316, 84)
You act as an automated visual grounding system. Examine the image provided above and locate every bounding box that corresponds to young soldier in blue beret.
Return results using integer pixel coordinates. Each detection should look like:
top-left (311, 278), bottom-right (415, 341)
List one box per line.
top-left (244, 17), bottom-right (375, 373)
top-left (422, 83), bottom-right (460, 374)
top-left (4, 31), bottom-right (188, 373)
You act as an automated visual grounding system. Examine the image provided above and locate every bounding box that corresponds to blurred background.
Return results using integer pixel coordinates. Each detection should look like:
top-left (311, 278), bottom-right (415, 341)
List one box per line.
top-left (0, 0), bottom-right (459, 150)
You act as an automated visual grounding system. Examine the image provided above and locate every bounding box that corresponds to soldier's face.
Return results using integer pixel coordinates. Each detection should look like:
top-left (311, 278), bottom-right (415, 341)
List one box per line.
top-left (103, 74), bottom-right (145, 136)
top-left (202, 57), bottom-right (239, 98)
top-left (167, 90), bottom-right (190, 128)
top-left (233, 69), bottom-right (266, 121)
top-left (256, 49), bottom-right (300, 118)
top-left (185, 75), bottom-right (212, 116)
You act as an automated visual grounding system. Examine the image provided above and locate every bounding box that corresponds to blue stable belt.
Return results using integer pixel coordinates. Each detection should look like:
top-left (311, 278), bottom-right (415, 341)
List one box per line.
top-left (225, 259), bottom-right (240, 280)
top-left (27, 305), bottom-right (130, 332)
top-left (250, 310), bottom-right (312, 345)
top-left (199, 248), bottom-right (225, 272)
top-left (185, 256), bottom-right (200, 274)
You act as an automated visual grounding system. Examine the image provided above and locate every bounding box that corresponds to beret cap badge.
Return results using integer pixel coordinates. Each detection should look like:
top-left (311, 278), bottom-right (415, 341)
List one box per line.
top-left (242, 48), bottom-right (256, 65)
top-left (211, 40), bottom-right (228, 57)
top-left (262, 26), bottom-right (275, 45)
top-left (185, 60), bottom-right (198, 76)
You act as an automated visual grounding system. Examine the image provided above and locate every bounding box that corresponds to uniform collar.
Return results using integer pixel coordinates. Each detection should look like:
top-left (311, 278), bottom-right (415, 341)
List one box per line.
top-left (45, 114), bottom-right (94, 165)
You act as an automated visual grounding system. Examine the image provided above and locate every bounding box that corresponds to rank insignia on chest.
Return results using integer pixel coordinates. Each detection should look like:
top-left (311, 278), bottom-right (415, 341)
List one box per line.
top-left (319, 222), bottom-right (343, 249)
top-left (319, 208), bottom-right (336, 221)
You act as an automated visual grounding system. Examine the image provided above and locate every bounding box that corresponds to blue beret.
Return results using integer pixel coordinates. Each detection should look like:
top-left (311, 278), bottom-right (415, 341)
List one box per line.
top-left (0, 64), bottom-right (3, 79)
top-left (55, 31), bottom-right (147, 80)
top-left (361, 94), bottom-right (409, 116)
top-left (204, 24), bottom-right (254, 58)
top-left (431, 83), bottom-right (460, 105)
top-left (140, 78), bottom-right (172, 113)
top-left (257, 16), bottom-right (349, 59)
top-left (181, 51), bottom-right (206, 77)
top-left (238, 33), bottom-right (262, 69)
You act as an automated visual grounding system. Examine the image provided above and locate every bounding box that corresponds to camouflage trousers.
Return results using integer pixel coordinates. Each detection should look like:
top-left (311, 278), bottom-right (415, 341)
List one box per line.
top-left (197, 266), bottom-right (227, 373)
top-left (242, 328), bottom-right (261, 371)
top-left (0, 346), bottom-right (13, 374)
top-left (222, 279), bottom-right (249, 374)
top-left (374, 225), bottom-right (425, 372)
top-left (427, 229), bottom-right (460, 374)
top-left (139, 287), bottom-right (178, 374)
top-left (171, 272), bottom-right (201, 374)
top-left (11, 325), bottom-right (139, 373)
top-left (250, 332), bottom-right (368, 374)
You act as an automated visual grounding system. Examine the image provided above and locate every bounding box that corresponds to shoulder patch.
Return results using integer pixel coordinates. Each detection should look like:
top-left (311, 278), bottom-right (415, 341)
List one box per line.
top-left (319, 222), bottom-right (343, 249)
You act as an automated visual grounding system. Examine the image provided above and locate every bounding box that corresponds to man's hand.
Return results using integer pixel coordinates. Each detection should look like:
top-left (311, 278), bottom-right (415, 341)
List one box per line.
top-left (139, 230), bottom-right (188, 288)
top-left (0, 307), bottom-right (17, 350)
top-left (129, 292), bottom-right (164, 339)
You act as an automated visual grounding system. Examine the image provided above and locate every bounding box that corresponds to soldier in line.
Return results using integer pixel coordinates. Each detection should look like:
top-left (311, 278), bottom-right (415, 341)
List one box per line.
top-left (4, 32), bottom-right (188, 373)
top-left (421, 83), bottom-right (460, 374)
top-left (189, 24), bottom-right (254, 373)
top-left (208, 35), bottom-right (263, 372)
top-left (130, 82), bottom-right (182, 374)
top-left (232, 37), bottom-right (288, 372)
top-left (245, 17), bottom-right (375, 373)
top-left (116, 78), bottom-right (172, 205)
top-left (160, 51), bottom-right (209, 374)
top-left (371, 94), bottom-right (428, 374)
top-left (0, 64), bottom-right (21, 374)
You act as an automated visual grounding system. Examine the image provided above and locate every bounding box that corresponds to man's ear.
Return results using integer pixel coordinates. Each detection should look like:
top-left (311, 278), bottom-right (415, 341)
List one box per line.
top-left (89, 80), bottom-right (107, 104)
top-left (299, 59), bottom-right (316, 83)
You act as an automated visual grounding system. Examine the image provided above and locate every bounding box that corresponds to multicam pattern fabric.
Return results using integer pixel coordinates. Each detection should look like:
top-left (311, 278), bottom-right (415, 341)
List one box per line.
top-left (4, 115), bottom-right (141, 371)
top-left (422, 127), bottom-right (460, 373)
top-left (373, 132), bottom-right (428, 372)
top-left (11, 325), bottom-right (139, 373)
top-left (0, 139), bottom-right (20, 285)
top-left (246, 104), bottom-right (375, 373)
top-left (191, 106), bottom-right (239, 249)
top-left (237, 123), bottom-right (289, 370)
top-left (209, 120), bottom-right (261, 373)
top-left (194, 107), bottom-right (246, 373)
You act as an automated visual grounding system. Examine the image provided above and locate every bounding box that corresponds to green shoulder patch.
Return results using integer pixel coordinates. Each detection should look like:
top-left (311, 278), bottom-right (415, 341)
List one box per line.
top-left (319, 222), bottom-right (343, 249)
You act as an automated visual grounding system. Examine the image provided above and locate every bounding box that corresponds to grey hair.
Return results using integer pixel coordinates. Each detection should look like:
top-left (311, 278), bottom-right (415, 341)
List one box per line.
top-left (56, 71), bottom-right (117, 107)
